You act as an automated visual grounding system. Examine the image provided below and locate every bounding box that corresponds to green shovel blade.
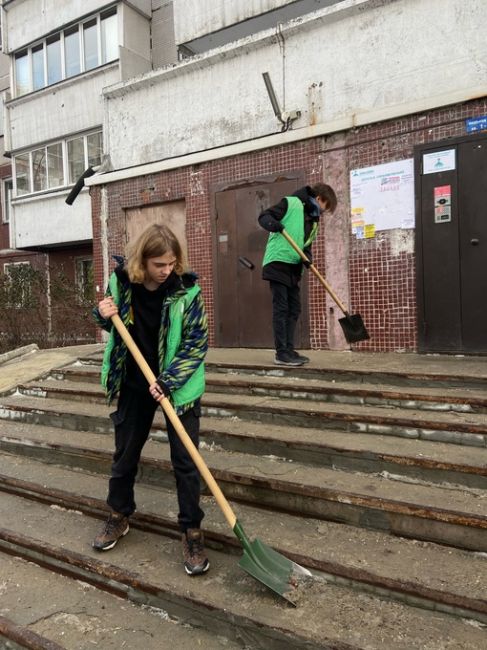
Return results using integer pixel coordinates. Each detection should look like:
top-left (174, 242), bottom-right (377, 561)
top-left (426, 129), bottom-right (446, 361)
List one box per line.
top-left (233, 520), bottom-right (312, 605)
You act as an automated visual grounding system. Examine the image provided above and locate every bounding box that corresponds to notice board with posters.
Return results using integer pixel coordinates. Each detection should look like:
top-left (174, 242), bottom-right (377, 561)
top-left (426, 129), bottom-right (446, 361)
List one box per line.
top-left (350, 158), bottom-right (415, 238)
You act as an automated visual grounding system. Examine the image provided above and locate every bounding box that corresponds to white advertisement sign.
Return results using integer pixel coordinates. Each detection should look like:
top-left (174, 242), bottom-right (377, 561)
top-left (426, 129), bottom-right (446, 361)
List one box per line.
top-left (422, 149), bottom-right (456, 175)
top-left (350, 158), bottom-right (415, 237)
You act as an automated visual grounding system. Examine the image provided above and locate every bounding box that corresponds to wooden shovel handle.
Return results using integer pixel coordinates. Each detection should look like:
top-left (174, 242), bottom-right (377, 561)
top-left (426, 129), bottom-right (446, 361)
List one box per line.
top-left (111, 314), bottom-right (237, 529)
top-left (281, 229), bottom-right (349, 315)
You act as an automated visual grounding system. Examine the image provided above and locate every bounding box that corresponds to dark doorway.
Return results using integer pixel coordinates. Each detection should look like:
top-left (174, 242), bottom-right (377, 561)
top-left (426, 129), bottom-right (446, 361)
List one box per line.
top-left (213, 177), bottom-right (310, 348)
top-left (415, 133), bottom-right (487, 354)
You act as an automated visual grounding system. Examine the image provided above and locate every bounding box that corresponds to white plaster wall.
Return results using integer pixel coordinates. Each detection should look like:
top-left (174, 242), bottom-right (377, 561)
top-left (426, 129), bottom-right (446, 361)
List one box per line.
top-left (7, 65), bottom-right (119, 151)
top-left (104, 0), bottom-right (487, 170)
top-left (122, 3), bottom-right (151, 62)
top-left (3, 0), bottom-right (151, 52)
top-left (119, 4), bottom-right (151, 79)
top-left (12, 190), bottom-right (92, 248)
top-left (174, 0), bottom-right (296, 44)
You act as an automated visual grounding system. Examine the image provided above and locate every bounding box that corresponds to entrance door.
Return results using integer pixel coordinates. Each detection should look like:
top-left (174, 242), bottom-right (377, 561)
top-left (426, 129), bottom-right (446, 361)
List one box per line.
top-left (416, 134), bottom-right (487, 353)
top-left (213, 178), bottom-right (310, 348)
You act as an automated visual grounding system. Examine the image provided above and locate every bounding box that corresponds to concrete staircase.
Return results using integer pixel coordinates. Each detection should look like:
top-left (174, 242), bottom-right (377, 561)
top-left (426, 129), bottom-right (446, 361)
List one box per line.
top-left (0, 348), bottom-right (486, 649)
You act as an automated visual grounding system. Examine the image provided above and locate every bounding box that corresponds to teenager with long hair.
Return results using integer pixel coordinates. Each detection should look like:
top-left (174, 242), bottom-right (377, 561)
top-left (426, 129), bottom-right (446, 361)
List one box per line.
top-left (92, 223), bottom-right (209, 575)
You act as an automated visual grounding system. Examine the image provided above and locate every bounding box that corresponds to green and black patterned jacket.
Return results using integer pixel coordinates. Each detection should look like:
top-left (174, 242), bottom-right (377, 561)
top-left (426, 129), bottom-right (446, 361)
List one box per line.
top-left (93, 261), bottom-right (207, 414)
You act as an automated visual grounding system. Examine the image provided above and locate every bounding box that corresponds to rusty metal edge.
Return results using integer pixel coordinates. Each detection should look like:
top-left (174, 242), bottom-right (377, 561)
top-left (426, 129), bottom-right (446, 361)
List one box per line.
top-left (203, 397), bottom-right (487, 435)
top-left (21, 374), bottom-right (487, 410)
top-left (0, 436), bottom-right (485, 530)
top-left (0, 615), bottom-right (65, 650)
top-left (7, 386), bottom-right (487, 436)
top-left (0, 527), bottom-right (358, 650)
top-left (0, 474), bottom-right (485, 622)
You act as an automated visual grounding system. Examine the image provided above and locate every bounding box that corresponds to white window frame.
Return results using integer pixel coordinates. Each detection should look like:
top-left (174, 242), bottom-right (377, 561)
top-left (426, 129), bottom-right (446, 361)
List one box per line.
top-left (75, 256), bottom-right (93, 303)
top-left (13, 130), bottom-right (102, 198)
top-left (12, 5), bottom-right (118, 98)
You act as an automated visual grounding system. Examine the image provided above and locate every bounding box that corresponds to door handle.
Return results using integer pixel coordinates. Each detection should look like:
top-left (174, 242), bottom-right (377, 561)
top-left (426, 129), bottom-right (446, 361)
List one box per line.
top-left (471, 238), bottom-right (479, 246)
top-left (238, 256), bottom-right (255, 270)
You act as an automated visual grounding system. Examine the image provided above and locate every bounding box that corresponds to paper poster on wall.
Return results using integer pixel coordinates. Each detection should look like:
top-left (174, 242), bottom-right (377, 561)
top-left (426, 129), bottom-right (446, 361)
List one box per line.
top-left (350, 158), bottom-right (415, 234)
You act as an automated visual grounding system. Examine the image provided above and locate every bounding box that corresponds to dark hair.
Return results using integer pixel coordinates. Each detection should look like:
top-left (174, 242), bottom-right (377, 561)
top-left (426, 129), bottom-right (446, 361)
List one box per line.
top-left (311, 183), bottom-right (337, 213)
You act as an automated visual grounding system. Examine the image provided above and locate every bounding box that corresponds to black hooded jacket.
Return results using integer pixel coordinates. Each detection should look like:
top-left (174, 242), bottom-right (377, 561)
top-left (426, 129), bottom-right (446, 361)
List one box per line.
top-left (258, 185), bottom-right (319, 286)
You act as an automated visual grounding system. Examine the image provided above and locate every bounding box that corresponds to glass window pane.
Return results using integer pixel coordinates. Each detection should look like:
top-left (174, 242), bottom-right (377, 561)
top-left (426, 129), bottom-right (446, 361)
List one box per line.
top-left (47, 35), bottom-right (62, 84)
top-left (32, 45), bottom-right (45, 90)
top-left (87, 131), bottom-right (103, 168)
top-left (64, 26), bottom-right (81, 77)
top-left (101, 10), bottom-right (118, 63)
top-left (67, 137), bottom-right (85, 183)
top-left (15, 154), bottom-right (31, 195)
top-left (83, 19), bottom-right (98, 70)
top-left (76, 258), bottom-right (94, 302)
top-left (47, 143), bottom-right (64, 188)
top-left (15, 52), bottom-right (29, 96)
top-left (32, 148), bottom-right (47, 192)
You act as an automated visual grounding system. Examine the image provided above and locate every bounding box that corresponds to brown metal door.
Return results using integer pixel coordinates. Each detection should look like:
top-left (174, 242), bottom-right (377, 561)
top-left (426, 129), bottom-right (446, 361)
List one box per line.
top-left (416, 134), bottom-right (487, 353)
top-left (214, 178), bottom-right (309, 347)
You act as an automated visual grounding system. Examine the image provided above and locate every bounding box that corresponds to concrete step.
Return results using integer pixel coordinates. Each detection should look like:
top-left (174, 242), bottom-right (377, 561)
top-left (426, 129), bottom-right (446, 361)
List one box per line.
top-left (1, 452), bottom-right (485, 625)
top-left (54, 364), bottom-right (487, 413)
top-left (0, 419), bottom-right (485, 551)
top-left (200, 416), bottom-right (487, 489)
top-left (2, 391), bottom-right (486, 490)
top-left (77, 351), bottom-right (487, 391)
top-left (0, 546), bottom-right (239, 650)
top-left (10, 379), bottom-right (487, 448)
top-left (1, 490), bottom-right (485, 649)
top-left (205, 374), bottom-right (487, 413)
top-left (207, 360), bottom-right (487, 391)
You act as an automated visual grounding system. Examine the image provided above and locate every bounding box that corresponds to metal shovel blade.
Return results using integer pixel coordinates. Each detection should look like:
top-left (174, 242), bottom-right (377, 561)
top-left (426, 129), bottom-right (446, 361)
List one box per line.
top-left (234, 521), bottom-right (312, 605)
top-left (338, 313), bottom-right (370, 344)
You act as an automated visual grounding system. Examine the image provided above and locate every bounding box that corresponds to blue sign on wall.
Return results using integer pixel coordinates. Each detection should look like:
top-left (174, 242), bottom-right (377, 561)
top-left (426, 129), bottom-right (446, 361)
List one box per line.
top-left (466, 116), bottom-right (487, 133)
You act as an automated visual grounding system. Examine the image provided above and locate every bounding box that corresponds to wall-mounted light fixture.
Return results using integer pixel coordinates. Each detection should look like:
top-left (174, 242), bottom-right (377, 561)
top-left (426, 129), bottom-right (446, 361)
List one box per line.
top-left (262, 72), bottom-right (301, 130)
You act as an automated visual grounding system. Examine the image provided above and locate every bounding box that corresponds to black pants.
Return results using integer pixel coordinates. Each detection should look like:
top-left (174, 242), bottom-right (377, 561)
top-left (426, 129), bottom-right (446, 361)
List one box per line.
top-left (107, 384), bottom-right (204, 532)
top-left (269, 280), bottom-right (301, 355)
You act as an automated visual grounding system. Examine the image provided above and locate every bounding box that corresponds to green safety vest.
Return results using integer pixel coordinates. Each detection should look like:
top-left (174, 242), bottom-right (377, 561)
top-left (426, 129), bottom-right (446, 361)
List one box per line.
top-left (262, 196), bottom-right (319, 266)
top-left (101, 273), bottom-right (205, 408)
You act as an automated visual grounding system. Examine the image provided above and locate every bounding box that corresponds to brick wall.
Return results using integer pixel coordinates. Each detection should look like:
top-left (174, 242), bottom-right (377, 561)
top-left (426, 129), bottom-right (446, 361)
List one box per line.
top-left (91, 97), bottom-right (487, 351)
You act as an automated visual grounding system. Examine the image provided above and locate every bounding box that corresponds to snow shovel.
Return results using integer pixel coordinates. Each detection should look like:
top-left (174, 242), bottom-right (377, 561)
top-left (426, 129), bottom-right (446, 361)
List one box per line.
top-left (281, 229), bottom-right (370, 343)
top-left (110, 313), bottom-right (312, 604)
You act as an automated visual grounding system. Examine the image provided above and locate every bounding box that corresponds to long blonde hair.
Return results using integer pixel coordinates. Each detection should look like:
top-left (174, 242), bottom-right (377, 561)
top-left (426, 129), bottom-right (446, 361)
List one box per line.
top-left (126, 223), bottom-right (185, 283)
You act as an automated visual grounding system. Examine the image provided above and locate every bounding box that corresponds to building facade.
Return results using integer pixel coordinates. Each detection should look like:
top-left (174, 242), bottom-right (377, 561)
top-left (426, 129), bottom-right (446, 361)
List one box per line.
top-left (3, 0), bottom-right (486, 354)
top-left (87, 0), bottom-right (487, 354)
top-left (0, 0), bottom-right (178, 348)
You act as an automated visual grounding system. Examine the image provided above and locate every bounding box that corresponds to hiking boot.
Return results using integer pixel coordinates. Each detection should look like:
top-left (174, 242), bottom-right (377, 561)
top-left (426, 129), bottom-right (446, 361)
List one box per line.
top-left (92, 512), bottom-right (129, 551)
top-left (274, 352), bottom-right (304, 366)
top-left (289, 350), bottom-right (310, 364)
top-left (182, 528), bottom-right (210, 576)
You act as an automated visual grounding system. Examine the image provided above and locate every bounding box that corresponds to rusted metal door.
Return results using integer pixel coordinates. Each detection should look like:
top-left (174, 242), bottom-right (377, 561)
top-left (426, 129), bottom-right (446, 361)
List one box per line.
top-left (214, 178), bottom-right (310, 348)
top-left (416, 134), bottom-right (487, 353)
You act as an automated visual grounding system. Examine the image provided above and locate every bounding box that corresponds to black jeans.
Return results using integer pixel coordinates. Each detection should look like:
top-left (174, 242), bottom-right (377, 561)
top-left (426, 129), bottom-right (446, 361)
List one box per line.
top-left (107, 384), bottom-right (204, 532)
top-left (269, 280), bottom-right (301, 355)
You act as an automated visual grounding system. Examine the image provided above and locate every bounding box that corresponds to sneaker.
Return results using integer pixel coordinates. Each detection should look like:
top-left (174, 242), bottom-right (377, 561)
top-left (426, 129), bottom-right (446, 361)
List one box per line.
top-left (289, 350), bottom-right (310, 364)
top-left (182, 528), bottom-right (210, 576)
top-left (92, 512), bottom-right (129, 551)
top-left (274, 352), bottom-right (304, 366)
